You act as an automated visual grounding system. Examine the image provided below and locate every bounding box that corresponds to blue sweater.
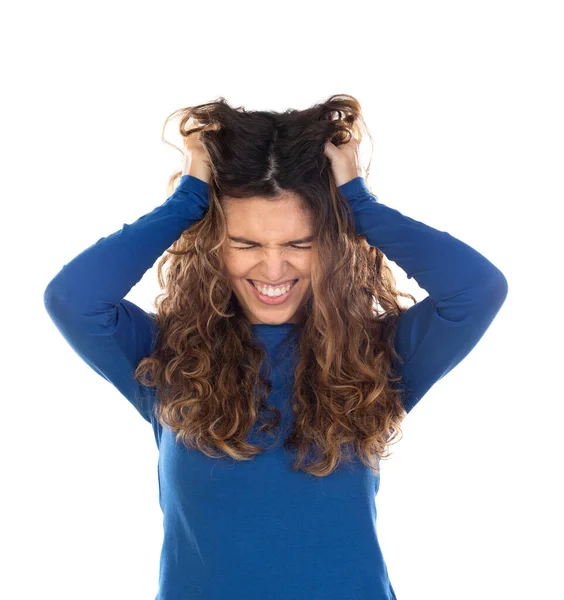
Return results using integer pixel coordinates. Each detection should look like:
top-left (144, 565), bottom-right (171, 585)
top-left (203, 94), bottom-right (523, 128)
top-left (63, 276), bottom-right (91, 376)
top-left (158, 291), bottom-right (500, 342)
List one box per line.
top-left (43, 175), bottom-right (508, 600)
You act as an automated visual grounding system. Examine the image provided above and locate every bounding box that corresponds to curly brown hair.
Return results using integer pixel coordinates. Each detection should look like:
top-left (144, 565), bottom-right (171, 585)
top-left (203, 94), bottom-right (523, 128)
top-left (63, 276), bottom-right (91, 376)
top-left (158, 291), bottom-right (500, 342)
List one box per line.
top-left (135, 94), bottom-right (417, 477)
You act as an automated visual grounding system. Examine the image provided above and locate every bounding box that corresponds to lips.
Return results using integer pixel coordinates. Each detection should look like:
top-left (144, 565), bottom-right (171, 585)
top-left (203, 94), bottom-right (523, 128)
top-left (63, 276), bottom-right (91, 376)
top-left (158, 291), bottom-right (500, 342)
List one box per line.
top-left (247, 280), bottom-right (298, 294)
top-left (248, 279), bottom-right (298, 288)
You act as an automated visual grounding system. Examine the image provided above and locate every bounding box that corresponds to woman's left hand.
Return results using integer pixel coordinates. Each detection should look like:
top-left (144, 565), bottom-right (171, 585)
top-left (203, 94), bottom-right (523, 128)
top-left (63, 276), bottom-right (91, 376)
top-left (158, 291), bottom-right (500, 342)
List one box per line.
top-left (323, 138), bottom-right (364, 187)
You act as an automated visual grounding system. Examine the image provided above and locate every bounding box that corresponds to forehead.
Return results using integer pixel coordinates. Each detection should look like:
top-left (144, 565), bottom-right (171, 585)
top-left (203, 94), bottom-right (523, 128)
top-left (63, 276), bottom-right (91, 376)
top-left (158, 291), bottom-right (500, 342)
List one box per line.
top-left (222, 194), bottom-right (312, 234)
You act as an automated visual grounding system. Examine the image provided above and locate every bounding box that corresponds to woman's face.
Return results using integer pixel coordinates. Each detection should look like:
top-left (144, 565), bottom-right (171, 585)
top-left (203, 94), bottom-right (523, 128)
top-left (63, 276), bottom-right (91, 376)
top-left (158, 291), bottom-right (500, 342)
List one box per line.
top-left (221, 193), bottom-right (314, 325)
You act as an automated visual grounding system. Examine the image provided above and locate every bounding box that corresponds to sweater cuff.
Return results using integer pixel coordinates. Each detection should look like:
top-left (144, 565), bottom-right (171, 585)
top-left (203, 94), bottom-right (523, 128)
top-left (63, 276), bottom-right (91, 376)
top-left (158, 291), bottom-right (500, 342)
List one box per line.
top-left (178, 174), bottom-right (209, 194)
top-left (174, 175), bottom-right (210, 211)
top-left (337, 176), bottom-right (376, 205)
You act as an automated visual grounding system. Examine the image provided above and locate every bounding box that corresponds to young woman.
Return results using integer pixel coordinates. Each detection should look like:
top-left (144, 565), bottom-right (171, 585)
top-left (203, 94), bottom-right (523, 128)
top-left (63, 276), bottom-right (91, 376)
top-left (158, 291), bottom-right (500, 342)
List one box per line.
top-left (44, 94), bottom-right (508, 600)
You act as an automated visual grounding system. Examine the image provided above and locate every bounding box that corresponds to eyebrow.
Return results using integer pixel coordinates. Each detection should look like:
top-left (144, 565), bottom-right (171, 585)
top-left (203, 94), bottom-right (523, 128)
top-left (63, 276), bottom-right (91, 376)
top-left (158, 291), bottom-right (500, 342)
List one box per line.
top-left (228, 236), bottom-right (314, 245)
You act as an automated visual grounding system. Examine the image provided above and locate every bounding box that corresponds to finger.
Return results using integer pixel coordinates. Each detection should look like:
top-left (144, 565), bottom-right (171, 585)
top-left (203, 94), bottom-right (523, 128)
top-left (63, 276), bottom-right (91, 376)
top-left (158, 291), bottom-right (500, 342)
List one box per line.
top-left (324, 140), bottom-right (338, 158)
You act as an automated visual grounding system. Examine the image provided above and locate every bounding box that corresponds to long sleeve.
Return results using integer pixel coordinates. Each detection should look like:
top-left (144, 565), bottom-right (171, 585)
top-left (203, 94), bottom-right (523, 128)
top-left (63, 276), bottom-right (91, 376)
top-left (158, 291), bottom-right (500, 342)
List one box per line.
top-left (43, 175), bottom-right (210, 429)
top-left (337, 176), bottom-right (508, 414)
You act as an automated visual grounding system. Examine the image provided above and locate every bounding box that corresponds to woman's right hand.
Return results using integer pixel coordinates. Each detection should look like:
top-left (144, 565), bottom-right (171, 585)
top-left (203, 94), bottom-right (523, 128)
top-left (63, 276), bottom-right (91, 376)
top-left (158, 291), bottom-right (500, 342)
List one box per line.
top-left (182, 127), bottom-right (214, 183)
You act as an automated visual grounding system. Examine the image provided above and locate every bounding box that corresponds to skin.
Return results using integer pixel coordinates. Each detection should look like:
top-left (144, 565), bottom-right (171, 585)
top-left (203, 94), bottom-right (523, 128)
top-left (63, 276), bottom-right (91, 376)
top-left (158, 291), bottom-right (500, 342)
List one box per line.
top-left (221, 194), bottom-right (314, 325)
top-left (182, 129), bottom-right (364, 325)
top-left (323, 139), bottom-right (364, 186)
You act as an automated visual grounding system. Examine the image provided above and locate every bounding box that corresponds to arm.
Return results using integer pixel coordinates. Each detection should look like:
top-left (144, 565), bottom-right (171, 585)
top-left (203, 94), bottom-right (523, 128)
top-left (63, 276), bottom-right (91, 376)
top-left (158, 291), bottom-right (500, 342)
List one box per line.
top-left (337, 177), bottom-right (508, 414)
top-left (43, 175), bottom-right (210, 430)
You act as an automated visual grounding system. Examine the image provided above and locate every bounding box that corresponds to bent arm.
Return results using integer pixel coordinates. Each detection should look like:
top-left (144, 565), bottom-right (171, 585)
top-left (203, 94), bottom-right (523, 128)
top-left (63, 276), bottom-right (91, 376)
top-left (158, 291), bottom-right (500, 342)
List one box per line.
top-left (43, 175), bottom-right (210, 428)
top-left (337, 177), bottom-right (508, 413)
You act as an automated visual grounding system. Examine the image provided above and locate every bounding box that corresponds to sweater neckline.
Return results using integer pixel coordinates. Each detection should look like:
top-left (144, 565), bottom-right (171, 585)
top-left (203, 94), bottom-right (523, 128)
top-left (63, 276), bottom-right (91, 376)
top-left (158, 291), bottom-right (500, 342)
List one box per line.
top-left (250, 323), bottom-right (300, 335)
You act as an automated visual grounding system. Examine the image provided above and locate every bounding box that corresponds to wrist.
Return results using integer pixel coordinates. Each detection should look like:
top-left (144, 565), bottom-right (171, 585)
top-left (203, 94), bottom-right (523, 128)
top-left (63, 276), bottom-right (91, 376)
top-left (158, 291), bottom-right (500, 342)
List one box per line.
top-left (182, 156), bottom-right (211, 184)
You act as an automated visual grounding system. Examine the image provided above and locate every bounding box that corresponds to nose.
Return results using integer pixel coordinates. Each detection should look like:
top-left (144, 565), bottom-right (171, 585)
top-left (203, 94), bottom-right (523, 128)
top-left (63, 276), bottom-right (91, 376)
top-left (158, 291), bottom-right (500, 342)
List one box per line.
top-left (258, 252), bottom-right (294, 283)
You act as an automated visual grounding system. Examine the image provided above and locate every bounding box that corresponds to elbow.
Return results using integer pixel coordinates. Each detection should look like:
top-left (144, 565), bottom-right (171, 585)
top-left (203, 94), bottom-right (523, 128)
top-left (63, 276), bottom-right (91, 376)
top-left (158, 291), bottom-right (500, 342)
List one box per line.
top-left (487, 269), bottom-right (509, 309)
top-left (43, 282), bottom-right (61, 317)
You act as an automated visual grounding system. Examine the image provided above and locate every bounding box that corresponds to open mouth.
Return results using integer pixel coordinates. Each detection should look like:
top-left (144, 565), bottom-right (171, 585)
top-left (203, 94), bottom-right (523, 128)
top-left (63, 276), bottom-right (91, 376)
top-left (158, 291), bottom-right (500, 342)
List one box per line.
top-left (246, 279), bottom-right (299, 304)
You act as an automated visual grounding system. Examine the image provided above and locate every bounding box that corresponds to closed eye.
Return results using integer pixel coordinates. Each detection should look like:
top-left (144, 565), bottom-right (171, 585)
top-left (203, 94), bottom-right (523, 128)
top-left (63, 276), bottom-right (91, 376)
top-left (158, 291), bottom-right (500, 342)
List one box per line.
top-left (235, 245), bottom-right (312, 250)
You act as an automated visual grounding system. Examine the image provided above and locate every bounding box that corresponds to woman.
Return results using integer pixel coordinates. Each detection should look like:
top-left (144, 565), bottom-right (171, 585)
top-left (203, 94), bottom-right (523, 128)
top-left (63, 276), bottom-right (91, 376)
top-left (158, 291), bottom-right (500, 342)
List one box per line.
top-left (43, 94), bottom-right (508, 600)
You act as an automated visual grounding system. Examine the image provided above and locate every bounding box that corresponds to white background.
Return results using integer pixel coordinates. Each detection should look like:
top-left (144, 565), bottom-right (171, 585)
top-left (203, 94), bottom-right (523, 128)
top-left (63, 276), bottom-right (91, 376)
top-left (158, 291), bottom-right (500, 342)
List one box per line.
top-left (2, 1), bottom-right (562, 598)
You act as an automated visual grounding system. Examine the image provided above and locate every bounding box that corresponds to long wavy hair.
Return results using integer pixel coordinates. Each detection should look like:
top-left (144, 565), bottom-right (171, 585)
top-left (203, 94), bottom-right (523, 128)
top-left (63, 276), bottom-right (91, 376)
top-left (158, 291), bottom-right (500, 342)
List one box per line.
top-left (135, 94), bottom-right (417, 477)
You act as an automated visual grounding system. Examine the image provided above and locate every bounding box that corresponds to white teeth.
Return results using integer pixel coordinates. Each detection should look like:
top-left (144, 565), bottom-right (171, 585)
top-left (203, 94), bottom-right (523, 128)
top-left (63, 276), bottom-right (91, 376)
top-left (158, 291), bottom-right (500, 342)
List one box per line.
top-left (251, 280), bottom-right (296, 296)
